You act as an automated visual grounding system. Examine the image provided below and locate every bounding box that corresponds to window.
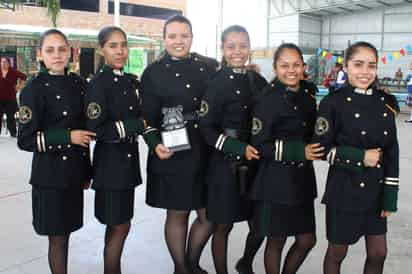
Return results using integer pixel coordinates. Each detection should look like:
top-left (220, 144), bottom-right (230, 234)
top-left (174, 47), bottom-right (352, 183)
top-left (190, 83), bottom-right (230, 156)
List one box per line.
top-left (108, 1), bottom-right (182, 20)
top-left (60, 0), bottom-right (99, 12)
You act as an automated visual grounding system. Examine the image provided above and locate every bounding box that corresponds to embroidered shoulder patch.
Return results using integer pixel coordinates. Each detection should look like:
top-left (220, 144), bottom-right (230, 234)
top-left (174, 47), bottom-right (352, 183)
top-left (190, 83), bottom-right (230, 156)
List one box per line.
top-left (315, 117), bottom-right (329, 136)
top-left (87, 102), bottom-right (102, 120)
top-left (251, 117), bottom-right (263, 135)
top-left (199, 100), bottom-right (209, 117)
top-left (18, 106), bottom-right (32, 124)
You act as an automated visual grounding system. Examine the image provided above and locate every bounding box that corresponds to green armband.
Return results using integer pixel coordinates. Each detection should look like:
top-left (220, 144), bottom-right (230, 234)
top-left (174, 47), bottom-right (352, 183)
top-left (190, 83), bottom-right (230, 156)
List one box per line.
top-left (336, 146), bottom-right (365, 163)
top-left (222, 137), bottom-right (247, 157)
top-left (44, 128), bottom-right (71, 145)
top-left (282, 141), bottom-right (306, 162)
top-left (383, 185), bottom-right (398, 212)
top-left (124, 118), bottom-right (145, 135)
top-left (143, 129), bottom-right (162, 151)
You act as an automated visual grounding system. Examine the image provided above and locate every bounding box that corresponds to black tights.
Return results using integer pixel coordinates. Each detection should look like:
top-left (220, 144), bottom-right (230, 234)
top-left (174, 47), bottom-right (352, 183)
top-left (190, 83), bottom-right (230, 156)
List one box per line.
top-left (103, 222), bottom-right (131, 274)
top-left (264, 233), bottom-right (316, 274)
top-left (211, 223), bottom-right (233, 274)
top-left (48, 235), bottom-right (70, 274)
top-left (165, 209), bottom-right (213, 274)
top-left (324, 235), bottom-right (387, 274)
top-left (212, 221), bottom-right (264, 274)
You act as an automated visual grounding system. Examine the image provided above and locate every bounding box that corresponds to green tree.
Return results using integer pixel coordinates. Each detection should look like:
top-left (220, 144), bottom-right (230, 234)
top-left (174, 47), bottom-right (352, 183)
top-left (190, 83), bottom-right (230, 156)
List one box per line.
top-left (2, 0), bottom-right (60, 27)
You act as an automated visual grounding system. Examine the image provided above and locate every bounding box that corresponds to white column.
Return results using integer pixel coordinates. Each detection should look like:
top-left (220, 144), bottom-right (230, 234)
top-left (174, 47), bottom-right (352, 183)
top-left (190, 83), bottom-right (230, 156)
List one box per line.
top-left (114, 0), bottom-right (120, 26)
top-left (216, 0), bottom-right (224, 59)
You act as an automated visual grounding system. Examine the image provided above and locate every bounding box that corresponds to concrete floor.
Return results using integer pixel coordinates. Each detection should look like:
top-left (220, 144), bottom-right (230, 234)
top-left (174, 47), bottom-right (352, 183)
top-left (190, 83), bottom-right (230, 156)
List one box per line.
top-left (1, 114), bottom-right (411, 274)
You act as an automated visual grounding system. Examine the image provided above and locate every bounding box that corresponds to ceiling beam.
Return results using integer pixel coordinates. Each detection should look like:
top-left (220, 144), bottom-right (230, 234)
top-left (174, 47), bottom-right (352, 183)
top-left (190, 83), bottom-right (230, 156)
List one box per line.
top-left (376, 1), bottom-right (392, 7)
top-left (356, 3), bottom-right (370, 9)
top-left (339, 6), bottom-right (353, 12)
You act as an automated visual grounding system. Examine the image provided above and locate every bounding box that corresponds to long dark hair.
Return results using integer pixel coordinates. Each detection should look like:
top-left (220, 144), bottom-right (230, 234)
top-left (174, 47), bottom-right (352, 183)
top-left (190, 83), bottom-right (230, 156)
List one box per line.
top-left (39, 29), bottom-right (69, 49)
top-left (163, 15), bottom-right (193, 39)
top-left (97, 26), bottom-right (127, 48)
top-left (273, 43), bottom-right (304, 67)
top-left (344, 41), bottom-right (378, 66)
top-left (344, 41), bottom-right (379, 89)
top-left (39, 29), bottom-right (70, 72)
top-left (220, 25), bottom-right (250, 67)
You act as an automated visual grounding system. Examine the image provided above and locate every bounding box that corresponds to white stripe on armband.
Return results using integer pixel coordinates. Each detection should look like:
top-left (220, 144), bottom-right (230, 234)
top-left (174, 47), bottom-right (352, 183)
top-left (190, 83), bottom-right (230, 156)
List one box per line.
top-left (119, 121), bottom-right (126, 139)
top-left (274, 140), bottom-right (282, 161)
top-left (115, 122), bottom-right (122, 138)
top-left (41, 132), bottom-right (46, 152)
top-left (274, 140), bottom-right (284, 161)
top-left (215, 134), bottom-right (224, 150)
top-left (274, 140), bottom-right (279, 161)
top-left (279, 140), bottom-right (284, 161)
top-left (115, 121), bottom-right (126, 139)
top-left (37, 131), bottom-right (42, 152)
top-left (327, 147), bottom-right (337, 165)
top-left (218, 136), bottom-right (228, 151)
top-left (384, 177), bottom-right (399, 186)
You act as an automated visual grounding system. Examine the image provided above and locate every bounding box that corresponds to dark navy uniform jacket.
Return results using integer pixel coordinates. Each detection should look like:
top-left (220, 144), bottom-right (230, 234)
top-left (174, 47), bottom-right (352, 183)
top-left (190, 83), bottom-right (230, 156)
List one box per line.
top-left (141, 53), bottom-right (218, 186)
top-left (312, 85), bottom-right (399, 212)
top-left (251, 79), bottom-right (318, 205)
top-left (85, 65), bottom-right (145, 190)
top-left (199, 67), bottom-right (267, 184)
top-left (18, 71), bottom-right (91, 189)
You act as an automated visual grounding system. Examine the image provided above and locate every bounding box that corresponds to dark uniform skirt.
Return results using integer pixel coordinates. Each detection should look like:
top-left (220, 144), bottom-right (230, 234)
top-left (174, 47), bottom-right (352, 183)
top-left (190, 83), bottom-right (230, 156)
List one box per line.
top-left (326, 207), bottom-right (387, 245)
top-left (32, 186), bottom-right (83, 236)
top-left (95, 189), bottom-right (135, 226)
top-left (253, 200), bottom-right (316, 237)
top-left (207, 182), bottom-right (252, 224)
top-left (146, 173), bottom-right (206, 211)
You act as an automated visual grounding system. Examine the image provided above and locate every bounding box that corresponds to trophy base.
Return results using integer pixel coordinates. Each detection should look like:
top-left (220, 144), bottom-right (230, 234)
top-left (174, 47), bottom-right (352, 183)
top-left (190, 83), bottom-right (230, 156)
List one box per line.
top-left (161, 127), bottom-right (191, 153)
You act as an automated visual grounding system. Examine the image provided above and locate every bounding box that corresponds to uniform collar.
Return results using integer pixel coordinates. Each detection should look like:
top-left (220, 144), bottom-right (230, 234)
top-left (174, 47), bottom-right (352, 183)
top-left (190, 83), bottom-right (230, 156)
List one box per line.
top-left (354, 88), bottom-right (373, 95)
top-left (222, 65), bottom-right (248, 75)
top-left (39, 64), bottom-right (68, 76)
top-left (346, 84), bottom-right (374, 96)
top-left (165, 52), bottom-right (192, 62)
top-left (273, 78), bottom-right (302, 94)
top-left (102, 64), bottom-right (124, 76)
top-left (232, 67), bottom-right (247, 74)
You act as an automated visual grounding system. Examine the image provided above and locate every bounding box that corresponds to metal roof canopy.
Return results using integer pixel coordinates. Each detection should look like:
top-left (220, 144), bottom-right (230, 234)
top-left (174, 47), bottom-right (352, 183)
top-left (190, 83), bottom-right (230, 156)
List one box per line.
top-left (0, 24), bottom-right (159, 47)
top-left (268, 0), bottom-right (412, 18)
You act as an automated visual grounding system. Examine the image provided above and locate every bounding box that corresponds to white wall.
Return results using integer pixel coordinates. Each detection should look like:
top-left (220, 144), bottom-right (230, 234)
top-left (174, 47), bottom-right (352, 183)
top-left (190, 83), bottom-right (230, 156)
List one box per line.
top-left (299, 15), bottom-right (322, 49)
top-left (268, 14), bottom-right (299, 46)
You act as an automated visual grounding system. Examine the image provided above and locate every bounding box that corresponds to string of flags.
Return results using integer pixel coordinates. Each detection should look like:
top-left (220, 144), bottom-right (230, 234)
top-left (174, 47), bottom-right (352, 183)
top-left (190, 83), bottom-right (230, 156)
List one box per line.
top-left (317, 44), bottom-right (412, 65)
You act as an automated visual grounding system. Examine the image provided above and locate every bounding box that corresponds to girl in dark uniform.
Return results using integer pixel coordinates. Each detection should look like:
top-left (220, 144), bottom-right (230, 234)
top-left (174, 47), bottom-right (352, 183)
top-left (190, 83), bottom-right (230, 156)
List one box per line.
top-left (18, 29), bottom-right (94, 274)
top-left (251, 43), bottom-right (324, 274)
top-left (313, 42), bottom-right (399, 274)
top-left (199, 25), bottom-right (267, 274)
top-left (141, 15), bottom-right (218, 274)
top-left (85, 27), bottom-right (146, 274)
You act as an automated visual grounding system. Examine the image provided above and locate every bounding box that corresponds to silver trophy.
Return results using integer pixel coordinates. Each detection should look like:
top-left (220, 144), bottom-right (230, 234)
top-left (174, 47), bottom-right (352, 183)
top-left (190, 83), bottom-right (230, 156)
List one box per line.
top-left (161, 105), bottom-right (191, 152)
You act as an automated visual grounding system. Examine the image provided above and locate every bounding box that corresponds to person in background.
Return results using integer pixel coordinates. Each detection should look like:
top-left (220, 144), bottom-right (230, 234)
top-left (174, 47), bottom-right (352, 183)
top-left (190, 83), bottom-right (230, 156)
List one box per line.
top-left (0, 56), bottom-right (26, 137)
top-left (394, 67), bottom-right (403, 90)
top-left (335, 63), bottom-right (345, 90)
top-left (406, 74), bottom-right (412, 122)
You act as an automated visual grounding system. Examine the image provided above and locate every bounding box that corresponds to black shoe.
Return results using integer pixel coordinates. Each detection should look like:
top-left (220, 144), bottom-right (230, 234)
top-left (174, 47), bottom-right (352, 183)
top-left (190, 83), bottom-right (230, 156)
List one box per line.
top-left (405, 120), bottom-right (412, 123)
top-left (10, 133), bottom-right (16, 138)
